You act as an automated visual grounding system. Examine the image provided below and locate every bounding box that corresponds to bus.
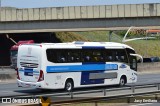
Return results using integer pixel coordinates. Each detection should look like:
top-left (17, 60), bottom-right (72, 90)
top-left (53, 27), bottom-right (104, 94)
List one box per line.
top-left (10, 40), bottom-right (34, 69)
top-left (17, 42), bottom-right (142, 91)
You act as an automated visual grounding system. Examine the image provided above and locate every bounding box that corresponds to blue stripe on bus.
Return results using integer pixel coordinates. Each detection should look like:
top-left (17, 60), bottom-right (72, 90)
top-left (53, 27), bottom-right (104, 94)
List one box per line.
top-left (18, 69), bottom-right (39, 73)
top-left (24, 69), bottom-right (33, 72)
top-left (19, 70), bottom-right (24, 72)
top-left (82, 46), bottom-right (105, 49)
top-left (46, 64), bottom-right (118, 73)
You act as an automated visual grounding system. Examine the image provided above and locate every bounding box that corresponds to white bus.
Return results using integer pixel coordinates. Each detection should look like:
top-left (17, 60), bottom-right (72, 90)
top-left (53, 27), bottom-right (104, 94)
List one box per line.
top-left (17, 42), bottom-right (141, 91)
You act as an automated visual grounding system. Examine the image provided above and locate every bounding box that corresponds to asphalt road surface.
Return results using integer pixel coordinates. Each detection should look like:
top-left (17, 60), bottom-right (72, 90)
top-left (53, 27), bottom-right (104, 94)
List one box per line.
top-left (0, 73), bottom-right (160, 97)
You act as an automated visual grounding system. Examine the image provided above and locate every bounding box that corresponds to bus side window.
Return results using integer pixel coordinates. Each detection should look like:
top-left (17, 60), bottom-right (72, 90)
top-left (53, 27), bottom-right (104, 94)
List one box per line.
top-left (85, 56), bottom-right (91, 61)
top-left (46, 49), bottom-right (58, 63)
top-left (114, 51), bottom-right (121, 61)
top-left (105, 49), bottom-right (113, 62)
top-left (58, 56), bottom-right (66, 62)
top-left (114, 49), bottom-right (128, 63)
top-left (83, 50), bottom-right (92, 62)
top-left (68, 49), bottom-right (81, 62)
top-left (57, 50), bottom-right (67, 63)
top-left (92, 50), bottom-right (104, 62)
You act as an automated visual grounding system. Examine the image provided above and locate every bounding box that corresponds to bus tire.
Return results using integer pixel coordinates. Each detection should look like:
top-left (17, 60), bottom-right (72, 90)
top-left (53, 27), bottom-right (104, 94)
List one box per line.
top-left (65, 79), bottom-right (74, 92)
top-left (119, 76), bottom-right (127, 86)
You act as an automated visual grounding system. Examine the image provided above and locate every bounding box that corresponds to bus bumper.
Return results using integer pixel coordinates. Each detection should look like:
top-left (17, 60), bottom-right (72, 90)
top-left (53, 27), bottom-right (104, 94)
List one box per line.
top-left (17, 79), bottom-right (42, 88)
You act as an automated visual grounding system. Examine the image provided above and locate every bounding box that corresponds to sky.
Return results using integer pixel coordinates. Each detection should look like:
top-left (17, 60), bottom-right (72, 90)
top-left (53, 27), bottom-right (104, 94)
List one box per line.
top-left (1, 0), bottom-right (160, 8)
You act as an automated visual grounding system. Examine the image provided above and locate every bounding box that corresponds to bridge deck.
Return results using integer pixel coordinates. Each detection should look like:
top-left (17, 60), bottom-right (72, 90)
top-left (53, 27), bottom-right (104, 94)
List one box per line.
top-left (0, 3), bottom-right (160, 22)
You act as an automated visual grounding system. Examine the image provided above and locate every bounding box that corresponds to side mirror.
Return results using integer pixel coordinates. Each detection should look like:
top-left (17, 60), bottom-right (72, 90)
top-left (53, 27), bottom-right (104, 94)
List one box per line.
top-left (130, 53), bottom-right (143, 63)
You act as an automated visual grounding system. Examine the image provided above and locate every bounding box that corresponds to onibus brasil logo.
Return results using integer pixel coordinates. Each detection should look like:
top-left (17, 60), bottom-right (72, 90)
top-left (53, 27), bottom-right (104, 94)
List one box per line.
top-left (2, 96), bottom-right (51, 106)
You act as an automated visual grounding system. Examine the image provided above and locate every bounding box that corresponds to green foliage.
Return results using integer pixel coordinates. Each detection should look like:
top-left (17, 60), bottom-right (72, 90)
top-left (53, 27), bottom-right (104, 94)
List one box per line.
top-left (55, 32), bottom-right (89, 42)
top-left (76, 31), bottom-right (122, 42)
top-left (114, 31), bottom-right (127, 37)
top-left (76, 31), bottom-right (109, 42)
top-left (126, 40), bottom-right (160, 57)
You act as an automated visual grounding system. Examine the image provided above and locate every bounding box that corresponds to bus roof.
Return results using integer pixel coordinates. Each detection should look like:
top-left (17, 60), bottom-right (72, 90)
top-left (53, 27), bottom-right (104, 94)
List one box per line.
top-left (21, 42), bottom-right (134, 50)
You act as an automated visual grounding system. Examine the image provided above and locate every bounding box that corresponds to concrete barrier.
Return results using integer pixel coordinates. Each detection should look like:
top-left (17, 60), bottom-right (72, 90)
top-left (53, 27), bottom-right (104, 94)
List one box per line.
top-left (138, 62), bottom-right (160, 72)
top-left (0, 67), bottom-right (16, 82)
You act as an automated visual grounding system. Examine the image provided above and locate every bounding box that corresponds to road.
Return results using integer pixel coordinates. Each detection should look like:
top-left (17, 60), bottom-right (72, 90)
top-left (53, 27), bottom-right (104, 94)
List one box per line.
top-left (0, 73), bottom-right (160, 97)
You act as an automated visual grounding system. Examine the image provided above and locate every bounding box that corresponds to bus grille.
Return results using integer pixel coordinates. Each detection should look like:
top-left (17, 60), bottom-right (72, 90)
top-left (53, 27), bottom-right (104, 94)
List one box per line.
top-left (20, 62), bottom-right (38, 68)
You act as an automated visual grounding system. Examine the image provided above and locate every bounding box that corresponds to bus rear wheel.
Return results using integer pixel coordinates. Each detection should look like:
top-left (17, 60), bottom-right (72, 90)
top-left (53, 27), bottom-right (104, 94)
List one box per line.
top-left (65, 79), bottom-right (74, 92)
top-left (119, 76), bottom-right (126, 86)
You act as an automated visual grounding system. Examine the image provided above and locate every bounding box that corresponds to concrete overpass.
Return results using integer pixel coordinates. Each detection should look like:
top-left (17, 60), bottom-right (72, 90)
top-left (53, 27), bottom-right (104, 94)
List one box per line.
top-left (0, 3), bottom-right (160, 33)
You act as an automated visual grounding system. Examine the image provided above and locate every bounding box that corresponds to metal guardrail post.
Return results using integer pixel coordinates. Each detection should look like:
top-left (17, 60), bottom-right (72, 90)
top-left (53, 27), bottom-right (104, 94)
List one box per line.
top-left (1, 66), bottom-right (4, 70)
top-left (103, 89), bottom-right (106, 96)
top-left (158, 84), bottom-right (160, 90)
top-left (127, 97), bottom-right (130, 103)
top-left (155, 94), bottom-right (158, 100)
top-left (70, 91), bottom-right (73, 99)
top-left (95, 101), bottom-right (98, 106)
top-left (132, 85), bottom-right (135, 93)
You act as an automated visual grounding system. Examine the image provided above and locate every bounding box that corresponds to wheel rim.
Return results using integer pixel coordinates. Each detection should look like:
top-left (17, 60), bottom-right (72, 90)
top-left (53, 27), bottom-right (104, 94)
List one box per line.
top-left (66, 82), bottom-right (72, 91)
top-left (120, 78), bottom-right (125, 86)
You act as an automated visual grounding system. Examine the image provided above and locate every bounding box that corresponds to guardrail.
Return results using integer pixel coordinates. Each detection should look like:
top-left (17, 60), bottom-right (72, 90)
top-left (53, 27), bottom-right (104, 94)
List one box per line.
top-left (68, 83), bottom-right (160, 98)
top-left (0, 66), bottom-right (10, 71)
top-left (0, 66), bottom-right (16, 74)
top-left (0, 82), bottom-right (160, 106)
top-left (138, 62), bottom-right (160, 72)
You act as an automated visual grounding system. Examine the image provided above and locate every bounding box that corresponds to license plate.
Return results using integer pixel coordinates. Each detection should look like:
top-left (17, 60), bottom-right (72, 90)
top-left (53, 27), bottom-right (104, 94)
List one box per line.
top-left (24, 69), bottom-right (33, 76)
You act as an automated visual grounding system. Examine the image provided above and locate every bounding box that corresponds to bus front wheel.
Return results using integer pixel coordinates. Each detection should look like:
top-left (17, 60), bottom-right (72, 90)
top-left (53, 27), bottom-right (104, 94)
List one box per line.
top-left (119, 76), bottom-right (127, 86)
top-left (65, 79), bottom-right (74, 92)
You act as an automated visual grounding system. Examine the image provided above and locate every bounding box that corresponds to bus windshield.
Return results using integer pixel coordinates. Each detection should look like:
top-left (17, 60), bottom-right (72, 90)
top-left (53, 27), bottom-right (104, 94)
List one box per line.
top-left (126, 48), bottom-right (137, 71)
top-left (11, 50), bottom-right (18, 57)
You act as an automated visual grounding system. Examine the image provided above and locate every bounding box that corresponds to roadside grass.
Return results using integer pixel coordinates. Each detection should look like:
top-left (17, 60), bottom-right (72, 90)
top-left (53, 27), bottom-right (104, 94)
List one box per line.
top-left (55, 32), bottom-right (89, 42)
top-left (126, 40), bottom-right (160, 57)
top-left (76, 31), bottom-right (110, 42)
top-left (76, 31), bottom-right (122, 42)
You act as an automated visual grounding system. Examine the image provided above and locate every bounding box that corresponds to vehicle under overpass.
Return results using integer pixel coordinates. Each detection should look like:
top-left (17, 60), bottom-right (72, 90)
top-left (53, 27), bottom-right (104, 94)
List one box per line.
top-left (0, 32), bottom-right (59, 66)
